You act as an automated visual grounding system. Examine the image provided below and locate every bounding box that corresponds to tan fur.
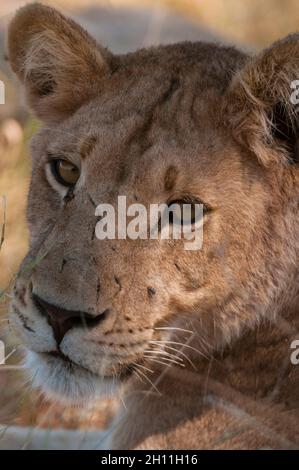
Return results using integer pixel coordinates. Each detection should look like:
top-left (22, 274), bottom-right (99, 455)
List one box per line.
top-left (8, 4), bottom-right (299, 449)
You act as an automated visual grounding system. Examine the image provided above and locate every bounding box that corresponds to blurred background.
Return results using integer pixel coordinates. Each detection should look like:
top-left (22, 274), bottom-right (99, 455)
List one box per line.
top-left (1, 0), bottom-right (299, 441)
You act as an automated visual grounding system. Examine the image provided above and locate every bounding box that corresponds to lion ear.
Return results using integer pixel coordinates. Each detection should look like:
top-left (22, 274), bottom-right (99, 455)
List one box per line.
top-left (7, 3), bottom-right (112, 123)
top-left (226, 34), bottom-right (299, 166)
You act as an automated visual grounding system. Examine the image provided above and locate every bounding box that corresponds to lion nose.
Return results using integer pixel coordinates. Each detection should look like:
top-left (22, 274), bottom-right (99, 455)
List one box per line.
top-left (32, 294), bottom-right (109, 345)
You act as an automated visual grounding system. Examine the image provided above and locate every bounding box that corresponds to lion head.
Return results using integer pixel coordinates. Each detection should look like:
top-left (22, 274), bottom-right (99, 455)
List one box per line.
top-left (8, 3), bottom-right (299, 402)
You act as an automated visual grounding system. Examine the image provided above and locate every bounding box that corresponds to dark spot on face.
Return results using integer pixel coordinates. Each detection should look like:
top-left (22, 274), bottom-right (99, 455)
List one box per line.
top-left (114, 276), bottom-right (122, 291)
top-left (128, 329), bottom-right (134, 334)
top-left (80, 136), bottom-right (97, 160)
top-left (271, 103), bottom-right (299, 164)
top-left (37, 77), bottom-right (56, 96)
top-left (16, 286), bottom-right (26, 306)
top-left (161, 77), bottom-right (180, 103)
top-left (117, 164), bottom-right (129, 184)
top-left (147, 287), bottom-right (156, 298)
top-left (87, 192), bottom-right (97, 208)
top-left (14, 306), bottom-right (35, 333)
top-left (125, 316), bottom-right (132, 321)
top-left (164, 165), bottom-right (178, 191)
top-left (63, 188), bottom-right (75, 203)
top-left (59, 258), bottom-right (67, 273)
top-left (184, 279), bottom-right (202, 292)
top-left (174, 262), bottom-right (181, 272)
top-left (96, 280), bottom-right (101, 301)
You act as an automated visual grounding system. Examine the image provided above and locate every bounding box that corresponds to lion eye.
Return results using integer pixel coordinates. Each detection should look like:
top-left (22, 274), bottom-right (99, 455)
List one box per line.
top-left (168, 199), bottom-right (209, 226)
top-left (51, 159), bottom-right (80, 187)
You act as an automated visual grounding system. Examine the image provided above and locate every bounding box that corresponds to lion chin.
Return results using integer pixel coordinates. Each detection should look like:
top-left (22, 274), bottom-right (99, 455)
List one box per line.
top-left (25, 350), bottom-right (118, 405)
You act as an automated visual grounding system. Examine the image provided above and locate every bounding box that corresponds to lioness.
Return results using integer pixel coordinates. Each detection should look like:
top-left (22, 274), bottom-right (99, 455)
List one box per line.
top-left (7, 3), bottom-right (299, 449)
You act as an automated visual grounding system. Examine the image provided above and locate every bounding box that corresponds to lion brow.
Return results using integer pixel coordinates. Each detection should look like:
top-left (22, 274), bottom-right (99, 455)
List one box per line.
top-left (80, 135), bottom-right (97, 159)
top-left (164, 165), bottom-right (178, 191)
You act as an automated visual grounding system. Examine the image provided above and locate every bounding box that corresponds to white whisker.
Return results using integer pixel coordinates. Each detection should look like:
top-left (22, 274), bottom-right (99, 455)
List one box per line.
top-left (132, 366), bottom-right (146, 384)
top-left (132, 366), bottom-right (161, 395)
top-left (145, 356), bottom-right (185, 369)
top-left (131, 362), bottom-right (154, 374)
top-left (160, 344), bottom-right (197, 370)
top-left (144, 349), bottom-right (183, 362)
top-left (0, 365), bottom-right (25, 371)
top-left (3, 347), bottom-right (17, 362)
top-left (154, 327), bottom-right (194, 334)
top-left (144, 353), bottom-right (183, 367)
top-left (150, 340), bottom-right (209, 360)
top-left (119, 395), bottom-right (127, 410)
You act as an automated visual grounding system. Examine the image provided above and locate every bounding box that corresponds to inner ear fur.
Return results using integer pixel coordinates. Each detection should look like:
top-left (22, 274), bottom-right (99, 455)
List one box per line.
top-left (7, 3), bottom-right (113, 122)
top-left (225, 34), bottom-right (299, 166)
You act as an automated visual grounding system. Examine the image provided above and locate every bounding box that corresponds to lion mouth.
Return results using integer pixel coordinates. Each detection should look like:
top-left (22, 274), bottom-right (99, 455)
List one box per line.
top-left (41, 350), bottom-right (91, 375)
top-left (47, 350), bottom-right (73, 364)
top-left (42, 350), bottom-right (134, 381)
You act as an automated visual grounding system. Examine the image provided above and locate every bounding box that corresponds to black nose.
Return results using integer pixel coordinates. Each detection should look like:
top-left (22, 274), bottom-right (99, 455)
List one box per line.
top-left (32, 294), bottom-right (109, 345)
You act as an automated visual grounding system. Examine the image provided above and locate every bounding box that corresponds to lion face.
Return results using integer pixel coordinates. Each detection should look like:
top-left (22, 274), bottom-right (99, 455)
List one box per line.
top-left (8, 5), bottom-right (299, 402)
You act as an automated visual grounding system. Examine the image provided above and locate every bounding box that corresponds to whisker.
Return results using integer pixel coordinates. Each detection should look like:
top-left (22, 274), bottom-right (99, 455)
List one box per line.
top-left (132, 365), bottom-right (161, 395)
top-left (119, 394), bottom-right (127, 411)
top-left (3, 347), bottom-right (18, 362)
top-left (159, 344), bottom-right (197, 370)
top-left (0, 365), bottom-right (25, 371)
top-left (154, 327), bottom-right (194, 334)
top-left (144, 348), bottom-right (184, 362)
top-left (145, 356), bottom-right (185, 369)
top-left (131, 366), bottom-right (146, 384)
top-left (196, 335), bottom-right (212, 355)
top-left (144, 353), bottom-right (183, 367)
top-left (146, 332), bottom-right (197, 392)
top-left (131, 361), bottom-right (154, 374)
top-left (2, 293), bottom-right (13, 299)
top-left (150, 340), bottom-right (209, 360)
top-left (113, 365), bottom-right (128, 411)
